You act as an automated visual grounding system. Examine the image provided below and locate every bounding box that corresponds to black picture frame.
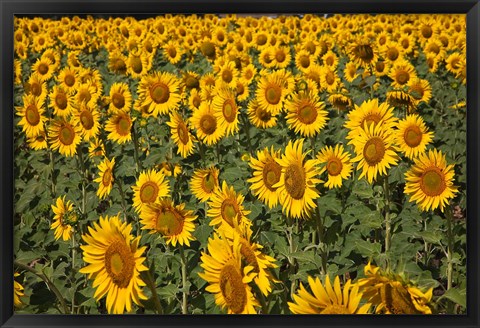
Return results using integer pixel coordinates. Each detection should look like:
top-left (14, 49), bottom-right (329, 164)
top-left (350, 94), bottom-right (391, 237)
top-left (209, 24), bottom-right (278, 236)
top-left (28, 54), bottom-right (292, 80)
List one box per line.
top-left (1, 0), bottom-right (479, 327)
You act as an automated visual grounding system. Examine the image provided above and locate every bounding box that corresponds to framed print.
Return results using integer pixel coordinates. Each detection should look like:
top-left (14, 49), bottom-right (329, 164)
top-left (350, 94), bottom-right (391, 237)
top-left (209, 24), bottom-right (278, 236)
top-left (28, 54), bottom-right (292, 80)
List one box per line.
top-left (1, 0), bottom-right (479, 327)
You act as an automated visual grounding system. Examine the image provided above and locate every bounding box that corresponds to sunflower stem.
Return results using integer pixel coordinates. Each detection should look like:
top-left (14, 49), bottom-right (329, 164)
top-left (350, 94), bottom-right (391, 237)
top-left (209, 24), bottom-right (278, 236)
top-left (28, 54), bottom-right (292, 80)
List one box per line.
top-left (132, 121), bottom-right (142, 174)
top-left (241, 114), bottom-right (254, 155)
top-left (71, 230), bottom-right (76, 314)
top-left (215, 143), bottom-right (221, 164)
top-left (383, 175), bottom-right (391, 268)
top-left (49, 150), bottom-right (56, 197)
top-left (445, 206), bottom-right (455, 290)
top-left (286, 216), bottom-right (297, 300)
top-left (115, 179), bottom-right (129, 223)
top-left (314, 203), bottom-right (328, 275)
top-left (179, 245), bottom-right (189, 314)
top-left (144, 267), bottom-right (164, 314)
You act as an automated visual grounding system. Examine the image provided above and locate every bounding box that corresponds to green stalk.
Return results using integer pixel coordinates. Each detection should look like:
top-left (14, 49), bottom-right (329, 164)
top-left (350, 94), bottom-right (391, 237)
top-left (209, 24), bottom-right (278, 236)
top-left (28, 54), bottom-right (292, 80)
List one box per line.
top-left (445, 206), bottom-right (455, 290)
top-left (314, 204), bottom-right (327, 275)
top-left (49, 150), bottom-right (56, 197)
top-left (179, 246), bottom-right (188, 314)
top-left (115, 179), bottom-right (129, 223)
top-left (71, 231), bottom-right (76, 314)
top-left (241, 114), bottom-right (254, 155)
top-left (286, 217), bottom-right (297, 300)
top-left (383, 175), bottom-right (391, 268)
top-left (132, 122), bottom-right (142, 174)
top-left (143, 268), bottom-right (164, 314)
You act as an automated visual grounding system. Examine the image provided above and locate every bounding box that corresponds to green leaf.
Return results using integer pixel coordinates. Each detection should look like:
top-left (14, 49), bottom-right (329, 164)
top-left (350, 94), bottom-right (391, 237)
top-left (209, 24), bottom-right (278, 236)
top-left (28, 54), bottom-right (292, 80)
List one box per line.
top-left (439, 288), bottom-right (466, 308)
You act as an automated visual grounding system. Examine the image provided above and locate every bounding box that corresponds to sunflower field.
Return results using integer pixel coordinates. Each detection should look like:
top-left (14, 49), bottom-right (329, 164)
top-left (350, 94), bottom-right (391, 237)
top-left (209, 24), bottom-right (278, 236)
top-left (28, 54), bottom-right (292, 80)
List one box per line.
top-left (13, 13), bottom-right (467, 315)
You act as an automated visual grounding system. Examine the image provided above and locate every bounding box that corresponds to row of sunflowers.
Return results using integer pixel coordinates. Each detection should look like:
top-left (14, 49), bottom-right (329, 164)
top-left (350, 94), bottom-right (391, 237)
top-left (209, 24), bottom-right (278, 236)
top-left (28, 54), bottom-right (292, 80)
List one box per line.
top-left (13, 13), bottom-right (466, 315)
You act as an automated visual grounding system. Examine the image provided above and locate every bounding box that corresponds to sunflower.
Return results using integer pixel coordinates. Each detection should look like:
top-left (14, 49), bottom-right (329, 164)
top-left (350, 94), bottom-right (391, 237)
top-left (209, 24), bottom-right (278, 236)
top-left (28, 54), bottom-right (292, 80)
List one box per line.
top-left (344, 99), bottom-right (397, 140)
top-left (328, 91), bottom-right (354, 112)
top-left (24, 73), bottom-right (47, 103)
top-left (32, 57), bottom-right (54, 81)
top-left (198, 233), bottom-right (259, 314)
top-left (79, 214), bottom-right (148, 314)
top-left (50, 85), bottom-right (74, 118)
top-left (273, 139), bottom-right (322, 219)
top-left (357, 262), bottom-right (433, 314)
top-left (109, 82), bottom-right (132, 113)
top-left (389, 59), bottom-right (417, 88)
top-left (72, 103), bottom-right (101, 140)
top-left (386, 90), bottom-right (415, 109)
top-left (14, 273), bottom-right (25, 308)
top-left (190, 167), bottom-right (220, 202)
top-left (256, 69), bottom-right (294, 115)
top-left (16, 94), bottom-right (46, 139)
top-left (241, 63), bottom-right (257, 83)
top-left (51, 196), bottom-right (76, 241)
top-left (163, 40), bottom-right (183, 64)
top-left (445, 52), bottom-right (463, 75)
top-left (139, 199), bottom-right (196, 247)
top-left (48, 119), bottom-right (82, 157)
top-left (321, 50), bottom-right (339, 69)
top-left (188, 88), bottom-right (202, 111)
top-left (343, 62), bottom-right (359, 83)
top-left (295, 50), bottom-right (313, 72)
top-left (207, 181), bottom-right (251, 233)
top-left (317, 144), bottom-right (353, 189)
top-left (108, 51), bottom-right (128, 75)
top-left (88, 138), bottom-right (105, 159)
top-left (167, 112), bottom-right (196, 158)
top-left (105, 110), bottom-right (134, 144)
top-left (75, 83), bottom-right (99, 108)
top-left (235, 78), bottom-right (250, 102)
top-left (126, 49), bottom-right (152, 79)
top-left (27, 130), bottom-right (48, 150)
top-left (408, 78), bottom-right (432, 106)
top-left (381, 41), bottom-right (404, 64)
top-left (271, 46), bottom-right (292, 69)
top-left (248, 146), bottom-right (282, 209)
top-left (348, 37), bottom-right (377, 68)
top-left (247, 98), bottom-right (277, 129)
top-left (138, 71), bottom-right (181, 117)
top-left (374, 60), bottom-right (391, 77)
top-left (285, 90), bottom-right (329, 137)
top-left (289, 275), bottom-right (371, 314)
top-left (404, 149), bottom-right (458, 212)
top-left (350, 122), bottom-right (399, 184)
top-left (395, 114), bottom-right (434, 159)
top-left (190, 101), bottom-right (225, 145)
top-left (131, 168), bottom-right (170, 214)
top-left (212, 86), bottom-right (240, 136)
top-left (215, 60), bottom-right (239, 88)
top-left (94, 157), bottom-right (116, 200)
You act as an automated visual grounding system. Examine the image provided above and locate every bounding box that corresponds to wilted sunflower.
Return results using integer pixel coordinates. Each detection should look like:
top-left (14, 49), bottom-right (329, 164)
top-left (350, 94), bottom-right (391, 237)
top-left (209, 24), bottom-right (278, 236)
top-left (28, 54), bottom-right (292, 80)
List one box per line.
top-left (14, 273), bottom-right (25, 308)
top-left (273, 139), bottom-right (322, 219)
top-left (289, 275), bottom-right (371, 314)
top-left (138, 71), bottom-right (181, 117)
top-left (190, 167), bottom-right (220, 202)
top-left (212, 86), bottom-right (240, 136)
top-left (350, 122), bottom-right (399, 184)
top-left (404, 149), bottom-right (458, 212)
top-left (79, 215), bottom-right (148, 314)
top-left (285, 90), bottom-right (329, 137)
top-left (247, 98), bottom-right (277, 129)
top-left (131, 168), bottom-right (170, 214)
top-left (357, 262), bottom-right (433, 314)
top-left (248, 146), bottom-right (282, 209)
top-left (109, 82), bottom-right (132, 113)
top-left (48, 119), bottom-right (82, 157)
top-left (139, 199), bottom-right (196, 247)
top-left (94, 157), bottom-right (115, 200)
top-left (317, 144), bottom-right (353, 189)
top-left (395, 114), bottom-right (433, 159)
top-left (167, 112), bottom-right (195, 158)
top-left (51, 196), bottom-right (77, 241)
top-left (198, 233), bottom-right (259, 314)
top-left (386, 89), bottom-right (415, 109)
top-left (190, 101), bottom-right (225, 145)
top-left (16, 94), bottom-right (46, 139)
top-left (105, 111), bottom-right (134, 144)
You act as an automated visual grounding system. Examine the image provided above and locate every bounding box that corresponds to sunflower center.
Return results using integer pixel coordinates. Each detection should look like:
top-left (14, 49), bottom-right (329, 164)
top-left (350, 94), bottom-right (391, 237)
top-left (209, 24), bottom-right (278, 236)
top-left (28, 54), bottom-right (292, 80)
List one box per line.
top-left (239, 239), bottom-right (259, 273)
top-left (362, 113), bottom-right (382, 127)
top-left (401, 39), bottom-right (410, 49)
top-left (59, 124), bottom-right (75, 145)
top-left (80, 110), bottom-right (94, 130)
top-left (116, 116), bottom-right (131, 136)
top-left (150, 83), bottom-right (170, 104)
top-left (257, 34), bottom-right (267, 45)
top-left (381, 283), bottom-right (418, 314)
top-left (219, 264), bottom-right (247, 314)
top-left (321, 304), bottom-right (351, 314)
top-left (387, 48), bottom-right (399, 61)
top-left (327, 158), bottom-right (343, 176)
top-left (25, 105), bottom-right (40, 126)
top-left (403, 125), bottom-right (422, 147)
top-left (102, 169), bottom-right (113, 186)
top-left (31, 82), bottom-right (42, 97)
top-left (200, 114), bottom-right (217, 135)
top-left (297, 103), bottom-right (318, 124)
top-left (284, 164), bottom-right (306, 200)
top-left (410, 85), bottom-right (424, 100)
top-left (262, 161), bottom-right (282, 191)
top-left (428, 43), bottom-right (440, 54)
top-left (201, 42), bottom-right (216, 57)
top-left (421, 25), bottom-right (433, 39)
top-left (202, 172), bottom-right (217, 193)
top-left (140, 181), bottom-right (159, 203)
top-left (326, 71), bottom-right (335, 85)
top-left (186, 76), bottom-right (199, 89)
top-left (177, 122), bottom-right (190, 145)
top-left (113, 58), bottom-right (127, 73)
top-left (156, 208), bottom-right (184, 236)
top-left (222, 100), bottom-right (237, 123)
top-left (38, 63), bottom-right (49, 75)
top-left (104, 240), bottom-right (135, 288)
top-left (363, 137), bottom-right (386, 166)
top-left (299, 55), bottom-right (310, 68)
top-left (55, 93), bottom-right (68, 110)
top-left (131, 57), bottom-right (143, 74)
top-left (221, 199), bottom-right (239, 227)
top-left (396, 71), bottom-right (410, 85)
top-left (256, 106), bottom-right (272, 122)
top-left (276, 51), bottom-right (286, 62)
top-left (222, 70), bottom-right (233, 83)
top-left (79, 89), bottom-right (91, 103)
top-left (65, 74), bottom-right (75, 87)
top-left (420, 167), bottom-right (446, 197)
top-left (167, 47), bottom-right (177, 58)
top-left (354, 44), bottom-right (374, 62)
top-left (112, 93), bottom-right (125, 109)
top-left (326, 56), bottom-right (334, 66)
top-left (265, 84), bottom-right (281, 105)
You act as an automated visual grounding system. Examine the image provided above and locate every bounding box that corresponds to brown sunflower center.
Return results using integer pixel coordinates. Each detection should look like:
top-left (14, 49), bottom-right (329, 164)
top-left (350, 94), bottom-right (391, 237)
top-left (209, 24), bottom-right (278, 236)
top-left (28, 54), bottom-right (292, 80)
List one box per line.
top-left (38, 63), bottom-right (49, 75)
top-left (403, 125), bottom-right (422, 147)
top-left (299, 55), bottom-right (310, 68)
top-left (78, 89), bottom-right (91, 103)
top-left (305, 41), bottom-right (316, 55)
top-left (396, 71), bottom-right (410, 85)
top-left (200, 114), bottom-right (217, 135)
top-left (104, 239), bottom-right (135, 288)
top-left (265, 84), bottom-right (282, 105)
top-left (221, 199), bottom-right (239, 227)
top-left (31, 82), bottom-right (42, 97)
top-left (156, 208), bottom-right (184, 236)
top-left (325, 56), bottom-right (334, 66)
top-left (297, 103), bottom-right (318, 124)
top-left (219, 264), bottom-right (247, 314)
top-left (353, 44), bottom-right (374, 62)
top-left (275, 50), bottom-right (286, 62)
top-left (256, 106), bottom-right (272, 122)
top-left (202, 172), bottom-right (217, 193)
top-left (167, 47), bottom-right (177, 58)
top-left (140, 181), bottom-right (159, 203)
top-left (25, 104), bottom-right (40, 126)
top-left (421, 25), bottom-right (433, 39)
top-left (239, 239), bottom-right (259, 273)
top-left (222, 99), bottom-right (237, 123)
top-left (113, 58), bottom-right (127, 73)
top-left (363, 137), bottom-right (386, 166)
top-left (116, 115), bottom-right (131, 136)
top-left (201, 42), bottom-right (216, 58)
top-left (222, 69), bottom-right (233, 83)
top-left (420, 167), bottom-right (446, 197)
top-left (80, 110), bottom-right (94, 130)
top-left (387, 47), bottom-right (399, 61)
top-left (362, 113), bottom-right (382, 128)
top-left (102, 169), bottom-right (113, 186)
top-left (410, 85), bottom-right (425, 100)
top-left (59, 124), bottom-right (75, 146)
top-left (257, 34), bottom-right (267, 46)
top-left (112, 93), bottom-right (125, 109)
top-left (284, 163), bottom-right (306, 200)
top-left (401, 39), bottom-right (410, 49)
top-left (428, 43), bottom-right (440, 55)
top-left (325, 71), bottom-right (336, 85)
top-left (321, 304), bottom-right (351, 314)
top-left (376, 61), bottom-right (386, 73)
top-left (262, 161), bottom-right (282, 191)
top-left (131, 57), bottom-right (143, 74)
top-left (327, 158), bottom-right (343, 176)
top-left (65, 74), bottom-right (76, 87)
top-left (381, 283), bottom-right (418, 314)
top-left (185, 76), bottom-right (199, 89)
top-left (55, 93), bottom-right (68, 110)
top-left (150, 82), bottom-right (170, 104)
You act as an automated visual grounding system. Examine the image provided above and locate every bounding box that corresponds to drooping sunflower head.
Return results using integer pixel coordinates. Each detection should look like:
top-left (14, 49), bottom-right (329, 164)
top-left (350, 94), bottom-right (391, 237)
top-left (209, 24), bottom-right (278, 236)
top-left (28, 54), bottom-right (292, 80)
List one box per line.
top-left (317, 144), bottom-right (353, 189)
top-left (395, 114), bottom-right (434, 159)
top-left (93, 157), bottom-right (116, 200)
top-left (131, 168), bottom-right (170, 213)
top-left (51, 195), bottom-right (76, 241)
top-left (190, 166), bottom-right (220, 202)
top-left (328, 91), bottom-right (354, 112)
top-left (386, 89), bottom-right (415, 110)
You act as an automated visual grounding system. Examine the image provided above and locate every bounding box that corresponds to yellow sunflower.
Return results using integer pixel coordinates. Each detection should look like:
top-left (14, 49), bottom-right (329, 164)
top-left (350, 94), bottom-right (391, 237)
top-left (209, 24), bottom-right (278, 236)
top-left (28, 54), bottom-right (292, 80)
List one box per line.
top-left (212, 86), bottom-right (240, 136)
top-left (48, 119), bottom-right (82, 157)
top-left (109, 82), bottom-right (132, 113)
top-left (317, 144), bottom-right (353, 189)
top-left (408, 78), bottom-right (432, 106)
top-left (289, 275), bottom-right (371, 314)
top-left (75, 82), bottom-right (99, 108)
top-left (247, 98), bottom-right (277, 129)
top-left (348, 37), bottom-right (377, 68)
top-left (50, 85), bottom-right (74, 118)
top-left (105, 111), bottom-right (134, 144)
top-left (88, 138), bottom-right (105, 159)
top-left (349, 122), bottom-right (399, 184)
top-left (32, 57), bottom-right (54, 81)
top-left (386, 90), bottom-right (415, 110)
top-left (27, 130), bottom-right (48, 150)
top-left (138, 71), bottom-right (181, 117)
top-left (25, 73), bottom-right (47, 104)
top-left (167, 112), bottom-right (196, 158)
top-left (57, 66), bottom-right (79, 94)
top-left (190, 167), bottom-right (220, 202)
top-left (389, 59), bottom-right (417, 88)
top-left (395, 114), bottom-right (434, 159)
top-left (139, 199), bottom-right (196, 247)
top-left (248, 146), bottom-right (282, 209)
top-left (404, 149), bottom-right (458, 212)
top-left (343, 62), bottom-right (359, 83)
top-left (94, 157), bottom-right (116, 200)
top-left (51, 196), bottom-right (76, 241)
top-left (256, 69), bottom-right (294, 115)
top-left (131, 168), bottom-right (170, 214)
top-left (14, 273), bottom-right (25, 308)
top-left (79, 214), bottom-right (148, 314)
top-left (190, 101), bottom-right (225, 145)
top-left (16, 94), bottom-right (46, 139)
top-left (72, 103), bottom-right (101, 140)
top-left (198, 233), bottom-right (259, 314)
top-left (285, 90), bottom-right (329, 137)
top-left (273, 139), bottom-right (322, 219)
top-left (358, 262), bottom-right (433, 314)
